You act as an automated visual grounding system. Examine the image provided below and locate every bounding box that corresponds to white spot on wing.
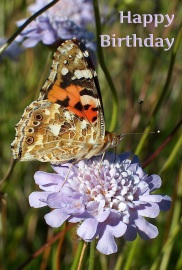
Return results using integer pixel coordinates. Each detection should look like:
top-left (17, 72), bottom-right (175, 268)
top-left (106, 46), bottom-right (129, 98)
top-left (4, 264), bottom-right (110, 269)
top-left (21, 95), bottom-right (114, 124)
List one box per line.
top-left (44, 109), bottom-right (51, 115)
top-left (61, 67), bottom-right (69, 75)
top-left (71, 75), bottom-right (77, 80)
top-left (74, 70), bottom-right (83, 79)
top-left (49, 124), bottom-right (60, 136)
top-left (58, 43), bottom-right (74, 54)
top-left (81, 95), bottom-right (96, 105)
top-left (64, 111), bottom-right (72, 120)
top-left (88, 137), bottom-right (96, 144)
top-left (81, 120), bottom-right (88, 129)
top-left (82, 69), bottom-right (92, 79)
top-left (83, 50), bottom-right (89, 57)
top-left (76, 51), bottom-right (83, 59)
top-left (74, 69), bottom-right (92, 79)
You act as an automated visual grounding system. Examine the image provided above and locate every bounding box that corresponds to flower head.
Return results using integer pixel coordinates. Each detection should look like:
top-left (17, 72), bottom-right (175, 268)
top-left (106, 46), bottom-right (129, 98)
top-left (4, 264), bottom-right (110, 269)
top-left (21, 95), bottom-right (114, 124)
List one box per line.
top-left (29, 153), bottom-right (171, 255)
top-left (16, 0), bottom-right (95, 50)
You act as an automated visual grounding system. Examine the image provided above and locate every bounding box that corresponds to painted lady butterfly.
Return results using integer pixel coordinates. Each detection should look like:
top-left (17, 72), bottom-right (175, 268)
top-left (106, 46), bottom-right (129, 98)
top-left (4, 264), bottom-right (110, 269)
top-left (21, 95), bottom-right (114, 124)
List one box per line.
top-left (11, 38), bottom-right (123, 164)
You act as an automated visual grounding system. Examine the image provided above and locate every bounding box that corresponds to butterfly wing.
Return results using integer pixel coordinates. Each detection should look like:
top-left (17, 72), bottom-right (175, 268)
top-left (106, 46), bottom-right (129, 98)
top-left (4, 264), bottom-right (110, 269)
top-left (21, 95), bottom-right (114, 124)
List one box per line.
top-left (40, 38), bottom-right (105, 138)
top-left (11, 39), bottom-right (106, 164)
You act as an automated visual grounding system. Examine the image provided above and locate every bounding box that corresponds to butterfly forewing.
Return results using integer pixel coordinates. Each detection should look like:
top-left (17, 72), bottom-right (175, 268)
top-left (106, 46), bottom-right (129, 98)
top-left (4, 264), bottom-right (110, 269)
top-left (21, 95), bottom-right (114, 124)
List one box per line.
top-left (40, 39), bottom-right (105, 138)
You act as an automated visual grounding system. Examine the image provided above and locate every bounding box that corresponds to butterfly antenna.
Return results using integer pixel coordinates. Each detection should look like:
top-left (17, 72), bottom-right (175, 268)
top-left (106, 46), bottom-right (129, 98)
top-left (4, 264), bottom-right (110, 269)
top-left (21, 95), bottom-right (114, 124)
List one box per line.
top-left (116, 99), bottom-right (144, 132)
top-left (121, 130), bottom-right (160, 137)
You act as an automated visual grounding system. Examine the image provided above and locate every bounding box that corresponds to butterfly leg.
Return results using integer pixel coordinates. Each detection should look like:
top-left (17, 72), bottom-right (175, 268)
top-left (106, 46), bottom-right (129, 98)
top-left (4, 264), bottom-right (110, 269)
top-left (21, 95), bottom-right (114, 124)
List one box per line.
top-left (98, 152), bottom-right (105, 171)
top-left (94, 152), bottom-right (106, 185)
top-left (60, 162), bottom-right (75, 188)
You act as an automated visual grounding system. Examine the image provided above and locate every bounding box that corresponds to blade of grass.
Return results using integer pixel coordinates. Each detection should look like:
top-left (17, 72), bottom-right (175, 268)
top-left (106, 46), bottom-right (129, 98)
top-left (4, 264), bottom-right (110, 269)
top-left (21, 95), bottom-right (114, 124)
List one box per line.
top-left (159, 135), bottom-right (182, 174)
top-left (150, 223), bottom-right (180, 270)
top-left (176, 250), bottom-right (182, 270)
top-left (114, 253), bottom-right (124, 270)
top-left (71, 240), bottom-right (86, 270)
top-left (93, 0), bottom-right (118, 132)
top-left (150, 168), bottom-right (182, 270)
top-left (15, 224), bottom-right (75, 270)
top-left (123, 237), bottom-right (140, 270)
top-left (159, 167), bottom-right (182, 270)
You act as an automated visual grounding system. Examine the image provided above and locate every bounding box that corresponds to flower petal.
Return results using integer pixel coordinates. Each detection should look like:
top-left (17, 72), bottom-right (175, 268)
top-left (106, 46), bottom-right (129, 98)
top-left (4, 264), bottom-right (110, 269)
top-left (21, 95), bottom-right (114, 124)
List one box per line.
top-left (144, 175), bottom-right (162, 191)
top-left (138, 194), bottom-right (163, 203)
top-left (136, 202), bottom-right (160, 218)
top-left (135, 216), bottom-right (158, 239)
top-left (136, 181), bottom-right (149, 195)
top-left (77, 218), bottom-right (98, 241)
top-left (97, 228), bottom-right (117, 255)
top-left (34, 171), bottom-right (64, 186)
top-left (34, 171), bottom-right (64, 192)
top-left (109, 221), bottom-right (127, 237)
top-left (45, 209), bottom-right (70, 228)
top-left (123, 224), bottom-right (137, 241)
top-left (158, 195), bottom-right (171, 211)
top-left (69, 216), bottom-right (83, 223)
top-left (47, 192), bottom-right (64, 208)
top-left (131, 155), bottom-right (140, 164)
top-left (96, 210), bottom-right (110, 222)
top-left (29, 192), bottom-right (50, 208)
top-left (22, 38), bottom-right (40, 47)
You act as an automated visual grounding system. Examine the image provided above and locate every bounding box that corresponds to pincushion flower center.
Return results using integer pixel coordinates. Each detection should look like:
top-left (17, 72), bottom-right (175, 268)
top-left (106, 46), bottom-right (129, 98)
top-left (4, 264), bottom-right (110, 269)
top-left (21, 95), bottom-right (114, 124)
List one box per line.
top-left (74, 161), bottom-right (139, 212)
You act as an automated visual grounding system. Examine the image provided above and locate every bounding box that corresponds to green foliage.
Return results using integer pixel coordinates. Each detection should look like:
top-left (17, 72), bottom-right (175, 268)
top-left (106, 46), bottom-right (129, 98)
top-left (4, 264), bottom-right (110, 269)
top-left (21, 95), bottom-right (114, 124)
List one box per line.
top-left (0, 0), bottom-right (181, 269)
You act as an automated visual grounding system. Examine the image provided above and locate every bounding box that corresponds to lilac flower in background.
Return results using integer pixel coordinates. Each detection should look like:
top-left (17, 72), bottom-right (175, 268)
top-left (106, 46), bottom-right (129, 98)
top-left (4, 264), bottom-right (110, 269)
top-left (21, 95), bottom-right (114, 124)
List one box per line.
top-left (29, 153), bottom-right (171, 255)
top-left (16, 0), bottom-right (95, 50)
top-left (0, 37), bottom-right (23, 61)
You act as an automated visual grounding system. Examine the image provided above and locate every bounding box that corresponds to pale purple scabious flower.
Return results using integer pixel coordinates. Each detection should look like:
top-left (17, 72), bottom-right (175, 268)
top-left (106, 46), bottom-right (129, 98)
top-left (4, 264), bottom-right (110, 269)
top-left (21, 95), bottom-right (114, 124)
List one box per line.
top-left (0, 37), bottom-right (23, 61)
top-left (29, 153), bottom-right (171, 255)
top-left (16, 0), bottom-right (95, 50)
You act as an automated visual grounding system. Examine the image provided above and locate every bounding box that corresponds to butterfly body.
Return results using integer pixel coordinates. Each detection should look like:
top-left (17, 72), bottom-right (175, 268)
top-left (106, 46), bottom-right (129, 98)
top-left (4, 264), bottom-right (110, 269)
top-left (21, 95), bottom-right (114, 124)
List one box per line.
top-left (11, 38), bottom-right (123, 164)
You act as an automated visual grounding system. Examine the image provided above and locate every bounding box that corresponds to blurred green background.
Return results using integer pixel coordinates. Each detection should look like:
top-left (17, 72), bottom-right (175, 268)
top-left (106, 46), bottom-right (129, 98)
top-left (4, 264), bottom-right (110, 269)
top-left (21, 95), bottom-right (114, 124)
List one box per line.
top-left (0, 0), bottom-right (181, 269)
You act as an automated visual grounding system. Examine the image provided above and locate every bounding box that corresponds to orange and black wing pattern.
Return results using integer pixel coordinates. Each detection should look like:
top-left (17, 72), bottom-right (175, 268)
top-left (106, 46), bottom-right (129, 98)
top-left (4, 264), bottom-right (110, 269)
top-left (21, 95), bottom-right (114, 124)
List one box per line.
top-left (39, 38), bottom-right (105, 138)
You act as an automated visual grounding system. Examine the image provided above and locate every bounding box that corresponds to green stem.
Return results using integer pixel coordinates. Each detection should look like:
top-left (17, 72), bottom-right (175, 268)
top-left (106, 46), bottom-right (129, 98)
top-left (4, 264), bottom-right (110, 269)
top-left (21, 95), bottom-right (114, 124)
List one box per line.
top-left (93, 0), bottom-right (118, 132)
top-left (0, 0), bottom-right (60, 55)
top-left (135, 24), bottom-right (182, 155)
top-left (71, 240), bottom-right (84, 270)
top-left (114, 253), bottom-right (124, 270)
top-left (159, 135), bottom-right (182, 174)
top-left (150, 168), bottom-right (182, 270)
top-left (88, 239), bottom-right (96, 270)
top-left (123, 237), bottom-right (139, 270)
